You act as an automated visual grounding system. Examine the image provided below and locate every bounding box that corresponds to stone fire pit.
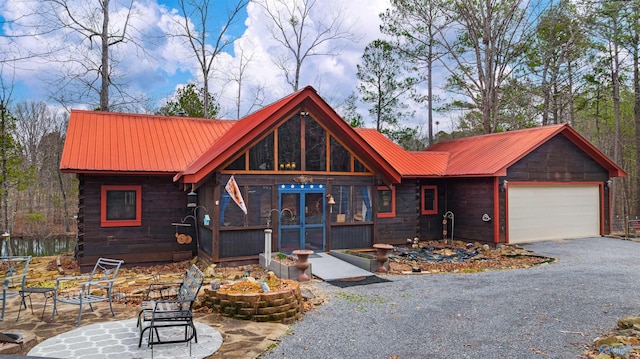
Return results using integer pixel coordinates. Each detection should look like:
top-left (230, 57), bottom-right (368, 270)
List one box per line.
top-left (200, 278), bottom-right (303, 324)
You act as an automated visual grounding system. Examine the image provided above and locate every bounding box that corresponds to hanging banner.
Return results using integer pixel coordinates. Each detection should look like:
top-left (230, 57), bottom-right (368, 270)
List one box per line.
top-left (225, 175), bottom-right (247, 214)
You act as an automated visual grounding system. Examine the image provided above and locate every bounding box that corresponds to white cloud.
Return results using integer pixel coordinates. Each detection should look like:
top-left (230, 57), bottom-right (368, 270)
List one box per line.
top-left (1, 0), bottom-right (394, 119)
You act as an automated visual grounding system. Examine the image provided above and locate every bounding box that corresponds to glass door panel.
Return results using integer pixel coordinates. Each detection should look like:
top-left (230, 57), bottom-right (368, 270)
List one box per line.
top-left (305, 228), bottom-right (324, 251)
top-left (278, 185), bottom-right (326, 252)
top-left (304, 192), bottom-right (325, 250)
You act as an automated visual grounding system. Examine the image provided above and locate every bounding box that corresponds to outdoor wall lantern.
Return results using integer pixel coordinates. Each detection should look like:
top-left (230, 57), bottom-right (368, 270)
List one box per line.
top-left (187, 191), bottom-right (197, 208)
top-left (606, 179), bottom-right (613, 189)
top-left (501, 179), bottom-right (508, 192)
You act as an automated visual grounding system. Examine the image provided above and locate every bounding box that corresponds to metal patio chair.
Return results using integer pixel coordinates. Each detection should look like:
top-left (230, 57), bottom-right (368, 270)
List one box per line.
top-left (51, 257), bottom-right (124, 326)
top-left (0, 256), bottom-right (31, 321)
top-left (137, 264), bottom-right (205, 356)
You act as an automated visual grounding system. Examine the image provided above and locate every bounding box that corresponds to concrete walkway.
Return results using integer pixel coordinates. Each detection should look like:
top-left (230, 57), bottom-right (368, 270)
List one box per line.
top-left (308, 253), bottom-right (373, 281)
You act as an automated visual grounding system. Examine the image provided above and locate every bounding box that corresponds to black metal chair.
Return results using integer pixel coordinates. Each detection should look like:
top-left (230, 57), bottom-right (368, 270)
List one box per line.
top-left (137, 264), bottom-right (205, 356)
top-left (51, 257), bottom-right (124, 326)
top-left (1, 256), bottom-right (31, 321)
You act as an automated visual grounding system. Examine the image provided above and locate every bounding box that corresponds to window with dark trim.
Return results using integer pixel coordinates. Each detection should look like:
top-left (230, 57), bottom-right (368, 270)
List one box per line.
top-left (421, 185), bottom-right (438, 215)
top-left (377, 186), bottom-right (395, 218)
top-left (101, 185), bottom-right (142, 227)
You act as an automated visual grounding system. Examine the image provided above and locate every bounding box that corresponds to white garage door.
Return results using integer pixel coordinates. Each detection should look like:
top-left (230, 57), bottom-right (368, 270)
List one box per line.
top-left (508, 184), bottom-right (600, 244)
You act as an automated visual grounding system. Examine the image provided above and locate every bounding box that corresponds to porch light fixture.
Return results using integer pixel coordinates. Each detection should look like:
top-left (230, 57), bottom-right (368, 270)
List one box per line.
top-left (606, 179), bottom-right (613, 188)
top-left (501, 180), bottom-right (508, 192)
top-left (187, 191), bottom-right (197, 208)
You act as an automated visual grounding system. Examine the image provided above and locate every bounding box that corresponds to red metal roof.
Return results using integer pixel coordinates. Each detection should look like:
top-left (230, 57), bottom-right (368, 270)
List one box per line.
top-left (356, 129), bottom-right (449, 177)
top-left (425, 124), bottom-right (626, 177)
top-left (60, 94), bottom-right (626, 183)
top-left (60, 110), bottom-right (235, 173)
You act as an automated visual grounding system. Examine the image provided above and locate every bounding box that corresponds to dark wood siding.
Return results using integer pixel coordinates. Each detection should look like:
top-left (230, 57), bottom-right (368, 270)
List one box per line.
top-left (444, 178), bottom-right (495, 243)
top-left (219, 229), bottom-right (266, 258)
top-left (506, 135), bottom-right (609, 182)
top-left (504, 134), bottom-right (611, 236)
top-left (77, 175), bottom-right (193, 271)
top-left (331, 225), bottom-right (373, 249)
top-left (376, 180), bottom-right (419, 244)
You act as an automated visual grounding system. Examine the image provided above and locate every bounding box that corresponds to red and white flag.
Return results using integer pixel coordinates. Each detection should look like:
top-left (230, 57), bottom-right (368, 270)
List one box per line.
top-left (225, 175), bottom-right (247, 214)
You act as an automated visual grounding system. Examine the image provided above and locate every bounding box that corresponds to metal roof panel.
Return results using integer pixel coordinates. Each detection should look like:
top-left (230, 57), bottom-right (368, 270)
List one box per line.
top-left (61, 110), bottom-right (236, 173)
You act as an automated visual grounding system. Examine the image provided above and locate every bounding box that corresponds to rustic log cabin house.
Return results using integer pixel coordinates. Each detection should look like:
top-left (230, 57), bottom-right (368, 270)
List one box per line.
top-left (60, 86), bottom-right (626, 270)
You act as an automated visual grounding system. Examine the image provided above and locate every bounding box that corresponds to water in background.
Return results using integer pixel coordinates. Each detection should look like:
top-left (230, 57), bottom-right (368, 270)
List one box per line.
top-left (0, 235), bottom-right (77, 257)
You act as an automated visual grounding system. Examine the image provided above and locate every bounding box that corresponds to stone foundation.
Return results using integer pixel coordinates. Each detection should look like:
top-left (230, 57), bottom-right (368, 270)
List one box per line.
top-left (200, 279), bottom-right (303, 324)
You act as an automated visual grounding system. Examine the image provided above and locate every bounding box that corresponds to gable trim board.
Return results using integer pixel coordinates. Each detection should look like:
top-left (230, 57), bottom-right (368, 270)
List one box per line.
top-left (506, 183), bottom-right (602, 244)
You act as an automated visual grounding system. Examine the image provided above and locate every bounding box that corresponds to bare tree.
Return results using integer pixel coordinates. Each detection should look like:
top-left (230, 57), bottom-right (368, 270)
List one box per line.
top-left (256, 0), bottom-right (360, 91)
top-left (12, 101), bottom-right (57, 213)
top-left (174, 0), bottom-right (248, 118)
top-left (227, 40), bottom-right (266, 118)
top-left (43, 0), bottom-right (140, 111)
top-left (438, 0), bottom-right (544, 133)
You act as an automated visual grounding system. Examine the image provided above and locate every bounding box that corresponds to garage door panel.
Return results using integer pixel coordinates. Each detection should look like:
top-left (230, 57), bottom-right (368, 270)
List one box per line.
top-left (508, 185), bottom-right (599, 243)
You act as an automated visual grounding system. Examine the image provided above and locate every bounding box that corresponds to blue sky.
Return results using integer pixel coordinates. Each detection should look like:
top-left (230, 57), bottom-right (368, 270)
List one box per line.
top-left (0, 0), bottom-right (446, 130)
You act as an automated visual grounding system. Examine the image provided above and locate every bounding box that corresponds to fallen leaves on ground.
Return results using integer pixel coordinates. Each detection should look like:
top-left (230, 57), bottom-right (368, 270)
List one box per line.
top-left (388, 240), bottom-right (554, 274)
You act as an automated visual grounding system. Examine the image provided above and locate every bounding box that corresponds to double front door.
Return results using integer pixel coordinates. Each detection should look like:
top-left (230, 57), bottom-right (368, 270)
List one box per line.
top-left (278, 184), bottom-right (326, 252)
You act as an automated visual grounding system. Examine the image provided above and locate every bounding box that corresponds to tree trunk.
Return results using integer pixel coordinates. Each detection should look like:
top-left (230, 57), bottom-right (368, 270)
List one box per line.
top-left (634, 36), bottom-right (640, 218)
top-left (1, 103), bottom-right (9, 256)
top-left (611, 18), bottom-right (621, 218)
top-left (100, 0), bottom-right (110, 111)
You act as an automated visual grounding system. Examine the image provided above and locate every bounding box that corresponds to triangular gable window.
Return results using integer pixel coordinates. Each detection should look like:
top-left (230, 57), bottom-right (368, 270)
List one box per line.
top-left (223, 113), bottom-right (372, 174)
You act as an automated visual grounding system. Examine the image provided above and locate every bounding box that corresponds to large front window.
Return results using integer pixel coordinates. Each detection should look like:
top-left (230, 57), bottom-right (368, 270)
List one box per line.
top-left (223, 112), bottom-right (371, 174)
top-left (221, 184), bottom-right (272, 227)
top-left (330, 185), bottom-right (372, 223)
top-left (101, 185), bottom-right (141, 227)
top-left (278, 116), bottom-right (301, 171)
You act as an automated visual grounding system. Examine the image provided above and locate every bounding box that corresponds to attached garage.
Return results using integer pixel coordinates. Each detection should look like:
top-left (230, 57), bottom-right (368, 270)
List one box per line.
top-left (507, 184), bottom-right (601, 243)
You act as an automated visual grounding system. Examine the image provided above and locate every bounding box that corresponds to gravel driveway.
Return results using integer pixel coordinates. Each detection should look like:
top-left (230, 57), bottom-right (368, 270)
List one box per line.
top-left (261, 237), bottom-right (640, 359)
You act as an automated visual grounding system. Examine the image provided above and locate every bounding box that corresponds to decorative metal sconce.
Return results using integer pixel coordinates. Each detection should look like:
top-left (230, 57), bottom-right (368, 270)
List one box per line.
top-left (606, 179), bottom-right (613, 189)
top-left (187, 190), bottom-right (197, 208)
top-left (501, 180), bottom-right (508, 192)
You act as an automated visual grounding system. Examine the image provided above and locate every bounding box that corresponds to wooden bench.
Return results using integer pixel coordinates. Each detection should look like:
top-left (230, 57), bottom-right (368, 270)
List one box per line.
top-left (0, 256), bottom-right (31, 321)
top-left (137, 264), bottom-right (205, 355)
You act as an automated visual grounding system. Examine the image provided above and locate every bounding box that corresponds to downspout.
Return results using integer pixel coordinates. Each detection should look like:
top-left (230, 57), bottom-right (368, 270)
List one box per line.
top-left (494, 177), bottom-right (500, 244)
